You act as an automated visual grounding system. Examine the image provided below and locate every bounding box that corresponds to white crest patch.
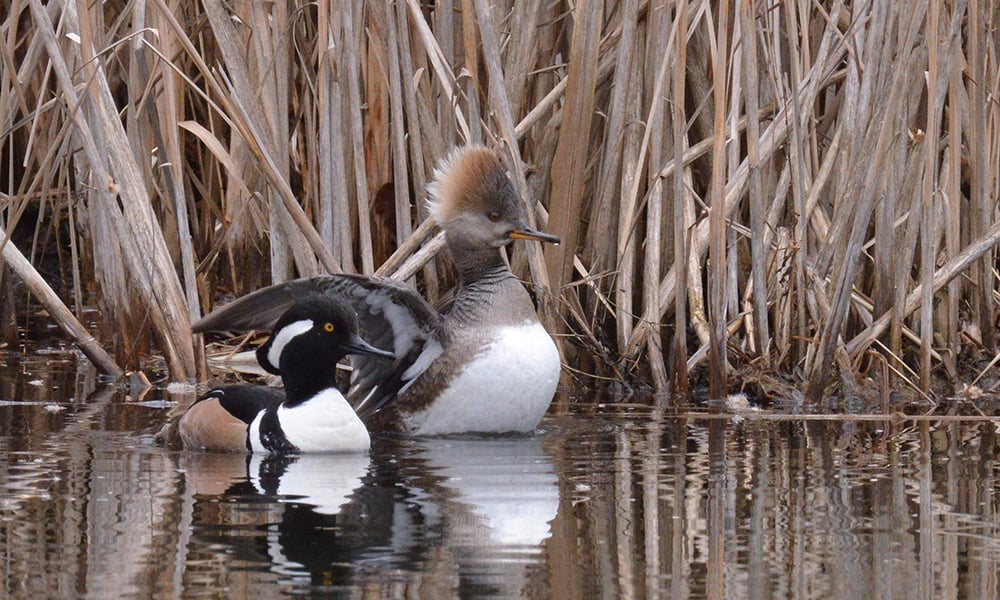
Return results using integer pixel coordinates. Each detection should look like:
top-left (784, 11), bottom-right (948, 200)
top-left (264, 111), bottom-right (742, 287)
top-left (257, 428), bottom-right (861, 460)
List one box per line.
top-left (266, 319), bottom-right (313, 370)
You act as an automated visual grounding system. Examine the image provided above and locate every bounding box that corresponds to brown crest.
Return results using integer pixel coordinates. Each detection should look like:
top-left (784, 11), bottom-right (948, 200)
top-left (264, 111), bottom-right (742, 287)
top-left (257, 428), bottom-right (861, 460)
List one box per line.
top-left (426, 145), bottom-right (508, 223)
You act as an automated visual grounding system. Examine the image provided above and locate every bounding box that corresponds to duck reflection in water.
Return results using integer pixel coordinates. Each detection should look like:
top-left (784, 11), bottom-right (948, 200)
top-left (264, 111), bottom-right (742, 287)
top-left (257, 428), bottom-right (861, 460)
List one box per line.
top-left (178, 436), bottom-right (559, 594)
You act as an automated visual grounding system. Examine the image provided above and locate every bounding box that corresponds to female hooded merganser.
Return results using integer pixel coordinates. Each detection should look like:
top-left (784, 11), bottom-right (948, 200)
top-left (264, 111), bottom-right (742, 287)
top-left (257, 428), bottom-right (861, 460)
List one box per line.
top-left (193, 145), bottom-right (561, 435)
top-left (180, 295), bottom-right (393, 452)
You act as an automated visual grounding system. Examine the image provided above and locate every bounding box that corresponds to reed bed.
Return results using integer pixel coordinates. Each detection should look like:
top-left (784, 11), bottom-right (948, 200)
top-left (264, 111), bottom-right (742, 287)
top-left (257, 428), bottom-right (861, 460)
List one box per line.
top-left (1, 0), bottom-right (999, 402)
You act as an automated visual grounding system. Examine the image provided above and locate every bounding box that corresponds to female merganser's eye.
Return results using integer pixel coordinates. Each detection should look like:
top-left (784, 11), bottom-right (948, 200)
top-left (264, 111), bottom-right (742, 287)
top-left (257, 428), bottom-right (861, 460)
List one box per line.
top-left (324, 323), bottom-right (335, 333)
top-left (488, 211), bottom-right (501, 222)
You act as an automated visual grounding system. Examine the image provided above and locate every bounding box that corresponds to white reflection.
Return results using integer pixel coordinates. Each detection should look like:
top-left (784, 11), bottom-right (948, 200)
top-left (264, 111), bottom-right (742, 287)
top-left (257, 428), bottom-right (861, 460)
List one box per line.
top-left (416, 437), bottom-right (559, 549)
top-left (178, 450), bottom-right (371, 517)
top-left (248, 453), bottom-right (371, 515)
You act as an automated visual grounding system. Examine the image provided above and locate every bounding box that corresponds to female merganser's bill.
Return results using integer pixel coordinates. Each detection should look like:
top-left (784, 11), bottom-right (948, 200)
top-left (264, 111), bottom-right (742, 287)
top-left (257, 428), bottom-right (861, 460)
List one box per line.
top-left (180, 295), bottom-right (393, 452)
top-left (193, 145), bottom-right (561, 435)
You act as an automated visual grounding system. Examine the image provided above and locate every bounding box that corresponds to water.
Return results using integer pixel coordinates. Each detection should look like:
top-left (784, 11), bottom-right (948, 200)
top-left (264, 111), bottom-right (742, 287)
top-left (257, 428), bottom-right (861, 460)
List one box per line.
top-left (1, 349), bottom-right (999, 598)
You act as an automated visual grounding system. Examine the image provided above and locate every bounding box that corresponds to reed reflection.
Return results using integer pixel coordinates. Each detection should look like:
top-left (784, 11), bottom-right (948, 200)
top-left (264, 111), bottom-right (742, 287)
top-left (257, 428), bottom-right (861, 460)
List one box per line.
top-left (544, 414), bottom-right (1000, 600)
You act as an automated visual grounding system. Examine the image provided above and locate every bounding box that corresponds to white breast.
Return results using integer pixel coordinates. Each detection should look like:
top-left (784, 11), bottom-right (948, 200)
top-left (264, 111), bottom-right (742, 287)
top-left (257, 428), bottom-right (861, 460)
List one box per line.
top-left (251, 389), bottom-right (370, 453)
top-left (410, 322), bottom-right (560, 435)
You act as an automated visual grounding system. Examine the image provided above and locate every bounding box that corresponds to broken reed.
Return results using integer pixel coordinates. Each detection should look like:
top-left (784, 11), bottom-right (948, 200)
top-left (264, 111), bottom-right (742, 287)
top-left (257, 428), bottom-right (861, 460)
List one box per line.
top-left (1, 0), bottom-right (999, 400)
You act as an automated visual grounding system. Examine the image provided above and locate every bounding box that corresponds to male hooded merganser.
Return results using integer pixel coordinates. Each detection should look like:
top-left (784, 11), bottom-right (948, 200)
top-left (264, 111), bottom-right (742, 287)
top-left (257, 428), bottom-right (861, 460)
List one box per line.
top-left (180, 295), bottom-right (393, 452)
top-left (193, 145), bottom-right (561, 435)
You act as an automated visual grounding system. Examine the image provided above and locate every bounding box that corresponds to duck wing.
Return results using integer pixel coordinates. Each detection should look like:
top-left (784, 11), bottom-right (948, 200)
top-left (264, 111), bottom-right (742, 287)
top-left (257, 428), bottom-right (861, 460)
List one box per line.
top-left (193, 277), bottom-right (340, 333)
top-left (333, 276), bottom-right (445, 418)
top-left (193, 274), bottom-right (444, 418)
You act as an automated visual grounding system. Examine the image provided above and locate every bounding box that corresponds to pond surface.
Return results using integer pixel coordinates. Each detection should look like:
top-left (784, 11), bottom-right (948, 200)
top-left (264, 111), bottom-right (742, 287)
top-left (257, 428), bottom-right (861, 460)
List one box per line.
top-left (1, 348), bottom-right (1000, 599)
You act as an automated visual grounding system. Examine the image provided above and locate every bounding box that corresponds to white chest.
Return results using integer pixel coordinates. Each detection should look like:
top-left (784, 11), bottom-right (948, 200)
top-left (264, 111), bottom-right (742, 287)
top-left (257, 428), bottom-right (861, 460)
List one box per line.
top-left (410, 322), bottom-right (560, 435)
top-left (249, 389), bottom-right (370, 453)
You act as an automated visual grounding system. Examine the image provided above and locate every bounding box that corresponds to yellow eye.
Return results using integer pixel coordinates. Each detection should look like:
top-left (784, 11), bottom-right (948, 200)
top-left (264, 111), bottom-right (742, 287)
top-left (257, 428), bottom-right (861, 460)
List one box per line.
top-left (323, 322), bottom-right (335, 333)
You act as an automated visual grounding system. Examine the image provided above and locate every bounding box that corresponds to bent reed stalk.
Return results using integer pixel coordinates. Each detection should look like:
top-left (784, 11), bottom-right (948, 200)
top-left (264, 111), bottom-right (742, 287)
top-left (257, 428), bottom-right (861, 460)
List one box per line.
top-left (1, 0), bottom-right (998, 402)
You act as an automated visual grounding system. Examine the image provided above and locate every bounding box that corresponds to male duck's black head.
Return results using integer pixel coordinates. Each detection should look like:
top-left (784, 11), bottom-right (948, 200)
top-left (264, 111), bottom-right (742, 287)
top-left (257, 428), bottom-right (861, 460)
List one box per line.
top-left (427, 146), bottom-right (560, 260)
top-left (256, 295), bottom-right (393, 402)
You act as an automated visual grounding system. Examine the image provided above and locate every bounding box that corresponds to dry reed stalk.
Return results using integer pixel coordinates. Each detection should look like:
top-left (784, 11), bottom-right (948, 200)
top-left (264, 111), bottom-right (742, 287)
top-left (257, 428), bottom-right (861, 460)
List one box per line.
top-left (502, 2), bottom-right (543, 120)
top-left (460, 0), bottom-right (483, 143)
top-left (375, 220), bottom-right (440, 277)
top-left (344, 0), bottom-right (375, 274)
top-left (136, 3), bottom-right (208, 376)
top-left (640, 5), bottom-right (667, 392)
top-left (545, 1), bottom-right (603, 330)
top-left (618, 0), bottom-right (674, 386)
top-left (613, 17), bottom-right (641, 361)
top-left (707, 0), bottom-right (730, 399)
top-left (2, 1), bottom-right (1000, 401)
top-left (739, 1), bottom-right (768, 365)
top-left (944, 55), bottom-right (963, 378)
top-left (967, 0), bottom-right (995, 353)
top-left (586, 2), bottom-right (631, 317)
top-left (920, 0), bottom-right (941, 391)
top-left (394, 1), bottom-right (439, 296)
top-left (670, 0), bottom-right (690, 394)
top-left (371, 1), bottom-right (414, 259)
top-left (432, 0), bottom-right (456, 152)
top-left (317, 2), bottom-right (355, 272)
top-left (402, 0), bottom-right (471, 140)
top-left (205, 0), bottom-right (286, 279)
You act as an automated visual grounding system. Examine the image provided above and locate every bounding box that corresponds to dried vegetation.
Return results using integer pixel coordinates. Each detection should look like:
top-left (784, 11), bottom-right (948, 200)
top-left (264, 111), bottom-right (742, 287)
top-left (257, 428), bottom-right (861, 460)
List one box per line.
top-left (1, 1), bottom-right (999, 403)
